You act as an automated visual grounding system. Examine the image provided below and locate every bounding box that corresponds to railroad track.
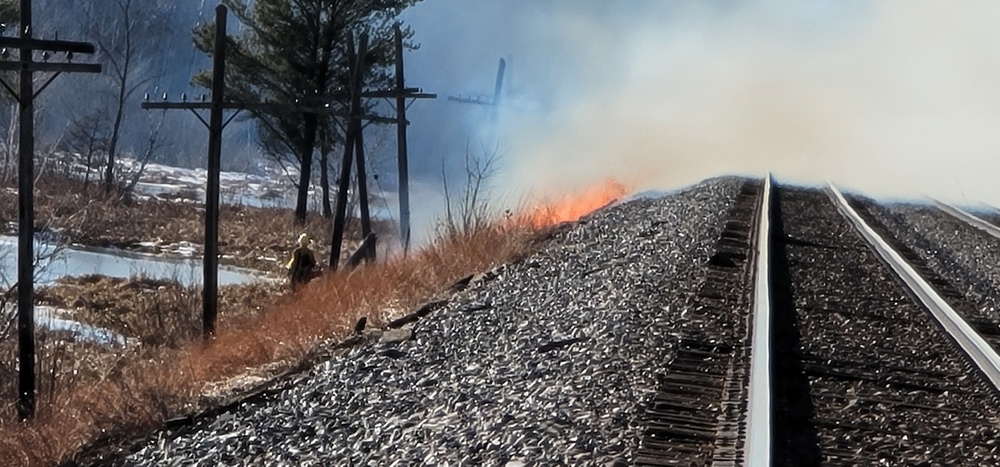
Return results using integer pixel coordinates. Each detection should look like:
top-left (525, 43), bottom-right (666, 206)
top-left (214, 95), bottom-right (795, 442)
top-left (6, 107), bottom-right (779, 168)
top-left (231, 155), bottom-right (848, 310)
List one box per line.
top-left (636, 178), bottom-right (1000, 466)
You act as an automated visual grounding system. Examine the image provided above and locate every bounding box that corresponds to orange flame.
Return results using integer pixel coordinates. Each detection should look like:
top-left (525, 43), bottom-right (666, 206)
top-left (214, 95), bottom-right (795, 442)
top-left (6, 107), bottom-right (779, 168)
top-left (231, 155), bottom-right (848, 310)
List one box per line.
top-left (524, 179), bottom-right (630, 228)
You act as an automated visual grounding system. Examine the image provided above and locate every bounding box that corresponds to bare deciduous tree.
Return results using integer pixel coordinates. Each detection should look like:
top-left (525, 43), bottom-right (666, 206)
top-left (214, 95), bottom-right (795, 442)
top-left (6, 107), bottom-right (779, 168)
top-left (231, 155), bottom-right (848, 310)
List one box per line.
top-left (60, 108), bottom-right (110, 187)
top-left (439, 141), bottom-right (503, 238)
top-left (120, 112), bottom-right (168, 202)
top-left (0, 101), bottom-right (16, 185)
top-left (0, 283), bottom-right (15, 343)
top-left (90, 0), bottom-right (173, 193)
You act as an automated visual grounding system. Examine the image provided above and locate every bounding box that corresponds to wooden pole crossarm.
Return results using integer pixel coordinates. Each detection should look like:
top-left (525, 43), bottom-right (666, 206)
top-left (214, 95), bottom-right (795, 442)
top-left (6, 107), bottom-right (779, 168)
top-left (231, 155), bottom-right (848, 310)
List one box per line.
top-left (0, 61), bottom-right (101, 73)
top-left (142, 101), bottom-right (399, 124)
top-left (32, 71), bottom-right (60, 99)
top-left (142, 102), bottom-right (221, 110)
top-left (296, 91), bottom-right (350, 101)
top-left (295, 89), bottom-right (435, 101)
top-left (142, 101), bottom-right (332, 111)
top-left (361, 90), bottom-right (436, 99)
top-left (0, 77), bottom-right (18, 103)
top-left (0, 56), bottom-right (101, 102)
top-left (0, 37), bottom-right (96, 54)
top-left (222, 108), bottom-right (243, 128)
top-left (349, 112), bottom-right (399, 124)
top-left (187, 107), bottom-right (210, 129)
top-left (285, 105), bottom-right (398, 123)
top-left (447, 58), bottom-right (504, 123)
top-left (448, 95), bottom-right (492, 106)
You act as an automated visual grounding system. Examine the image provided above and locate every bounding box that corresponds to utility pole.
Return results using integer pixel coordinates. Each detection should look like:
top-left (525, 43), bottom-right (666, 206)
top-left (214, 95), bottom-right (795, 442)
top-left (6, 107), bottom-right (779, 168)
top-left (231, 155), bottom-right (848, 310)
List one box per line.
top-left (393, 23), bottom-right (410, 255)
top-left (490, 58), bottom-right (506, 122)
top-left (327, 28), bottom-right (437, 267)
top-left (383, 23), bottom-right (437, 255)
top-left (16, 0), bottom-right (33, 424)
top-left (329, 34), bottom-right (368, 270)
top-left (204, 4), bottom-right (226, 336)
top-left (448, 57), bottom-right (508, 122)
top-left (144, 4), bottom-right (228, 338)
top-left (0, 0), bottom-right (101, 420)
top-left (143, 5), bottom-right (395, 337)
top-left (354, 105), bottom-right (372, 241)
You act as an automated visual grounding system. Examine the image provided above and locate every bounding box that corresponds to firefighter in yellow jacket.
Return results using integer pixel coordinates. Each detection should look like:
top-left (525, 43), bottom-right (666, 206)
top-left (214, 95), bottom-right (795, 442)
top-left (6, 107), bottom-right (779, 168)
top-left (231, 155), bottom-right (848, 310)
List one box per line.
top-left (286, 232), bottom-right (321, 289)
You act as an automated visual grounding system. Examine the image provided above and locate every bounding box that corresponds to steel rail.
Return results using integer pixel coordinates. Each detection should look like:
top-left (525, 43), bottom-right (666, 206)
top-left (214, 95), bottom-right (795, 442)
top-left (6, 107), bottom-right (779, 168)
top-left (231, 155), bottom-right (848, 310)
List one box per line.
top-left (745, 175), bottom-right (773, 466)
top-left (931, 199), bottom-right (1000, 241)
top-left (828, 184), bottom-right (1000, 391)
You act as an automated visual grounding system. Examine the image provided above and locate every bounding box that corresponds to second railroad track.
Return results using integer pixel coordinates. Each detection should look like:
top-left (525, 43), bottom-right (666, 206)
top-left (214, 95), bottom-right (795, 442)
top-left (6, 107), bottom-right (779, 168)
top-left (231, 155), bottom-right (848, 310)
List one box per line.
top-left (635, 177), bottom-right (1000, 466)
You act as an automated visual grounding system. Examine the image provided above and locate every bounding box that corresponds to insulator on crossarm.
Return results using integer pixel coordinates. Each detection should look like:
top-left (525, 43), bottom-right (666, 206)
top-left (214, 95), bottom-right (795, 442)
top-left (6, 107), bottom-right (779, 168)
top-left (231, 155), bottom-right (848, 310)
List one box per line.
top-left (144, 92), bottom-right (149, 101)
top-left (162, 92), bottom-right (168, 101)
top-left (181, 92), bottom-right (187, 101)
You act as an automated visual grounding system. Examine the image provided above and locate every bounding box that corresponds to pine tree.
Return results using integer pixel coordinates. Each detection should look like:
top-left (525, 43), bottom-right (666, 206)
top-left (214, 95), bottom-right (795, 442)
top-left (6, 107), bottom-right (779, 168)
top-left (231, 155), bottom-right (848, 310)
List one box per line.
top-left (193, 0), bottom-right (421, 224)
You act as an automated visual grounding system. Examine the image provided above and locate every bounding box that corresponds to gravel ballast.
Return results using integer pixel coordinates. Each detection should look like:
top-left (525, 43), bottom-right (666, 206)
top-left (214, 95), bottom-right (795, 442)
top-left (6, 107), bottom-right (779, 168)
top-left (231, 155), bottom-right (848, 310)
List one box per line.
top-left (116, 177), bottom-right (745, 466)
top-left (858, 200), bottom-right (1000, 325)
top-left (778, 188), bottom-right (1000, 464)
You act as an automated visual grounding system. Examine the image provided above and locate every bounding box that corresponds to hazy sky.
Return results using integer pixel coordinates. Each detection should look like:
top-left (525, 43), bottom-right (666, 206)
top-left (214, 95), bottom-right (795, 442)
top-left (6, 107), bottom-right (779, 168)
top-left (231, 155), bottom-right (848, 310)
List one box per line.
top-left (397, 0), bottom-right (1000, 219)
top-left (40, 1), bottom-right (998, 240)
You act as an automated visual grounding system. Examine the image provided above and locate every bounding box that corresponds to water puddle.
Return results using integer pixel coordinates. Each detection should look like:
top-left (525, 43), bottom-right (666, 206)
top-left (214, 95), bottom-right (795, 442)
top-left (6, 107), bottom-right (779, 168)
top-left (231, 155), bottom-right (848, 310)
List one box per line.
top-left (0, 235), bottom-right (272, 288)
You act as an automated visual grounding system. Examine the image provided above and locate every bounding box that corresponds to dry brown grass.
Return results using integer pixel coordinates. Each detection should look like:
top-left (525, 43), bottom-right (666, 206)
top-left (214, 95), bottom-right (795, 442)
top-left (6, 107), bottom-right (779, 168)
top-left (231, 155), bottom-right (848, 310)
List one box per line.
top-left (34, 276), bottom-right (286, 347)
top-left (0, 276), bottom-right (288, 434)
top-left (0, 219), bottom-right (541, 466)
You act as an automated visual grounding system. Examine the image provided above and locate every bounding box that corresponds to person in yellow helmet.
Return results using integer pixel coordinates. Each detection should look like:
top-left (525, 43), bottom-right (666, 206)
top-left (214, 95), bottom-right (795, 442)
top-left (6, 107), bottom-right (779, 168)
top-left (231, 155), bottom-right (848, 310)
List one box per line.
top-left (287, 232), bottom-right (320, 289)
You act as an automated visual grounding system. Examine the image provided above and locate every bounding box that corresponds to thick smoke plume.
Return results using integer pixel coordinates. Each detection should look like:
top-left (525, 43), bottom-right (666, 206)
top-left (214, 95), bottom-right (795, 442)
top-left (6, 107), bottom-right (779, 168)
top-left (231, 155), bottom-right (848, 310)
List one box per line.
top-left (405, 0), bottom-right (1000, 217)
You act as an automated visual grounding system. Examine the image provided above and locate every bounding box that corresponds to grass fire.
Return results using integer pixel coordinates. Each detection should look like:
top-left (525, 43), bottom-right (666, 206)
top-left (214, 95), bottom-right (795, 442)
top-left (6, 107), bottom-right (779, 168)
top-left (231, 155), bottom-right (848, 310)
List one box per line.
top-left (0, 1), bottom-right (998, 465)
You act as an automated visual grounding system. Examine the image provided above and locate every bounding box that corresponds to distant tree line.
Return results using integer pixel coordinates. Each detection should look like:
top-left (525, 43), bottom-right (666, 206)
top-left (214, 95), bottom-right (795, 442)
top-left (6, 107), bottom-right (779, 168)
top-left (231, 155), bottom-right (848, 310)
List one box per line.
top-left (0, 0), bottom-right (180, 194)
top-left (0, 0), bottom-right (426, 224)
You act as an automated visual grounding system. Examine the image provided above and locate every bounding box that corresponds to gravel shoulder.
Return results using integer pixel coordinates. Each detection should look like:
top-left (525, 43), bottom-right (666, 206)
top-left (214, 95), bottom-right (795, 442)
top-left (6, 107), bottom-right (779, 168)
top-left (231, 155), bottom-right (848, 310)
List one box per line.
top-left (114, 177), bottom-right (745, 466)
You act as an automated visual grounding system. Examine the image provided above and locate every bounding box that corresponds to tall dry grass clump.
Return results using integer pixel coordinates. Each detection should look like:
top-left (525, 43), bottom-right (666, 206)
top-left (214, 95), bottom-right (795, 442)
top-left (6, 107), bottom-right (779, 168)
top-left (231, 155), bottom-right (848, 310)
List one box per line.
top-left (0, 219), bottom-right (538, 466)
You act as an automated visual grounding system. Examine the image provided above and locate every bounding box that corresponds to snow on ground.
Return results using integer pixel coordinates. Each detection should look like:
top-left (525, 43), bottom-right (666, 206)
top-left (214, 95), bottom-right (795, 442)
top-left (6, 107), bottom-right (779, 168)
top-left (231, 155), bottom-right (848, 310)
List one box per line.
top-left (120, 159), bottom-right (301, 209)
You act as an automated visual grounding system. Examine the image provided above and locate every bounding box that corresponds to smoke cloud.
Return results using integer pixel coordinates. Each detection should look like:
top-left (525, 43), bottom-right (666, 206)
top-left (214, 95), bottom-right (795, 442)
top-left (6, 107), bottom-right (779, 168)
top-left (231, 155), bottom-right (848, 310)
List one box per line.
top-left (403, 0), bottom-right (1000, 221)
